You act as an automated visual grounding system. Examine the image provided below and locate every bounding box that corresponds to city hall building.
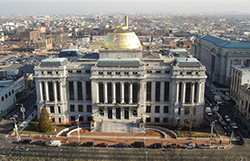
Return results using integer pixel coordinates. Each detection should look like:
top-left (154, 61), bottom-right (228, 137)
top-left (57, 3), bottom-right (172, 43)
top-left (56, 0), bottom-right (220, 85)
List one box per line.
top-left (34, 17), bottom-right (207, 130)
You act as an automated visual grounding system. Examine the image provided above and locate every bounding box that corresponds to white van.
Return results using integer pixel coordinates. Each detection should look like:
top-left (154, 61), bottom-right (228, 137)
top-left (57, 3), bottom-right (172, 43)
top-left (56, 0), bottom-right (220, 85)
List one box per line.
top-left (47, 140), bottom-right (61, 147)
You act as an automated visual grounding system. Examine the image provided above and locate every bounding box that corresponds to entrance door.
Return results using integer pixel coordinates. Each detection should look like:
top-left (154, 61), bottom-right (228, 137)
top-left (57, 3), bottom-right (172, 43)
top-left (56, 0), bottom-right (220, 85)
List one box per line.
top-left (116, 107), bottom-right (121, 119)
top-left (124, 108), bottom-right (129, 119)
top-left (108, 108), bottom-right (112, 119)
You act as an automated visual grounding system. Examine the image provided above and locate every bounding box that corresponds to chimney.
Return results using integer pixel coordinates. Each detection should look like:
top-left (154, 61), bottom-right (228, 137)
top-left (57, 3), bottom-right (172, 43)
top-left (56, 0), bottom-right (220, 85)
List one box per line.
top-left (125, 16), bottom-right (128, 29)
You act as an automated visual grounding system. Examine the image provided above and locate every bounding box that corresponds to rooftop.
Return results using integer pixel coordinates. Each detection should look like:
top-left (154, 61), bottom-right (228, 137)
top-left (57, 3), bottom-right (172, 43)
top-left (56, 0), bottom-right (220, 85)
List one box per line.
top-left (174, 58), bottom-right (202, 67)
top-left (40, 58), bottom-right (68, 67)
top-left (200, 35), bottom-right (250, 49)
top-left (0, 85), bottom-right (12, 94)
top-left (96, 58), bottom-right (142, 67)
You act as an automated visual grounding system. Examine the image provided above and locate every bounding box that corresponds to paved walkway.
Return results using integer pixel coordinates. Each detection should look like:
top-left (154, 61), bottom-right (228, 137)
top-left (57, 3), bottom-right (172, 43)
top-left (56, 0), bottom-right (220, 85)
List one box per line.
top-left (101, 121), bottom-right (143, 133)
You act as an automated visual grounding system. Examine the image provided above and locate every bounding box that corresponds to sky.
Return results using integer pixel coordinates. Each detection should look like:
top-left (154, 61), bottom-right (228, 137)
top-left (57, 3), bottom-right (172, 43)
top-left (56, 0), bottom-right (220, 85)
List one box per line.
top-left (0, 0), bottom-right (249, 15)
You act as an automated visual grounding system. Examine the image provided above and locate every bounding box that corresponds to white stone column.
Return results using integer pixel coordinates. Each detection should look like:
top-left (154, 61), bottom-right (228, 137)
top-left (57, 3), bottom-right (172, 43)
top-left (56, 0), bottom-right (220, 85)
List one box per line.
top-left (129, 82), bottom-right (133, 104)
top-left (45, 81), bottom-right (49, 101)
top-left (196, 82), bottom-right (201, 103)
top-left (160, 81), bottom-right (165, 102)
top-left (191, 82), bottom-right (195, 103)
top-left (151, 81), bottom-right (155, 102)
top-left (104, 82), bottom-right (108, 103)
top-left (60, 80), bottom-right (64, 102)
top-left (53, 81), bottom-right (57, 102)
top-left (175, 82), bottom-right (179, 103)
top-left (181, 82), bottom-right (186, 103)
top-left (121, 82), bottom-right (124, 104)
top-left (82, 80), bottom-right (86, 100)
top-left (96, 82), bottom-right (99, 103)
top-left (112, 82), bottom-right (116, 104)
top-left (39, 81), bottom-right (43, 101)
top-left (74, 81), bottom-right (77, 100)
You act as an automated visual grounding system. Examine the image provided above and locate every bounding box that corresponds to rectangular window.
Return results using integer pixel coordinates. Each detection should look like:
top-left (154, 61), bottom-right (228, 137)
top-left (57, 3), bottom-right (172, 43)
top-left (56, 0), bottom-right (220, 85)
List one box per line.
top-left (146, 106), bottom-right (151, 113)
top-left (78, 105), bottom-right (83, 112)
top-left (9, 92), bottom-right (11, 96)
top-left (77, 70), bottom-right (82, 73)
top-left (70, 105), bottom-right (75, 112)
top-left (87, 116), bottom-right (92, 122)
top-left (155, 106), bottom-right (160, 113)
top-left (86, 81), bottom-right (92, 100)
top-left (185, 83), bottom-right (191, 103)
top-left (165, 70), bottom-right (170, 74)
top-left (56, 81), bottom-right (61, 101)
top-left (48, 81), bottom-right (54, 101)
top-left (155, 82), bottom-right (161, 102)
top-left (85, 69), bottom-right (90, 73)
top-left (77, 81), bottom-right (83, 100)
top-left (59, 118), bottom-right (61, 123)
top-left (164, 106), bottom-right (169, 113)
top-left (163, 117), bottom-right (168, 123)
top-left (178, 108), bottom-right (181, 115)
top-left (69, 81), bottom-right (74, 100)
top-left (1, 96), bottom-right (3, 101)
top-left (146, 117), bottom-right (151, 123)
top-left (50, 106), bottom-right (54, 113)
top-left (12, 90), bottom-right (14, 94)
top-left (5, 94), bottom-right (7, 99)
top-left (146, 82), bottom-right (152, 101)
top-left (155, 117), bottom-right (160, 122)
top-left (156, 70), bottom-right (161, 73)
top-left (71, 116), bottom-right (75, 121)
top-left (87, 105), bottom-right (92, 113)
top-left (58, 106), bottom-right (61, 114)
top-left (79, 116), bottom-right (84, 122)
top-left (178, 82), bottom-right (182, 102)
top-left (164, 82), bottom-right (170, 101)
top-left (99, 83), bottom-right (104, 103)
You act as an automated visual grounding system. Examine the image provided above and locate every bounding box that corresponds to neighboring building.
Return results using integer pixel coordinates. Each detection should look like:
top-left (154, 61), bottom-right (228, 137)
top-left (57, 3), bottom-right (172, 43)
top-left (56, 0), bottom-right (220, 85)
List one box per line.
top-left (230, 65), bottom-right (250, 102)
top-left (238, 84), bottom-right (250, 120)
top-left (0, 85), bottom-right (16, 117)
top-left (34, 17), bottom-right (207, 129)
top-left (191, 34), bottom-right (250, 85)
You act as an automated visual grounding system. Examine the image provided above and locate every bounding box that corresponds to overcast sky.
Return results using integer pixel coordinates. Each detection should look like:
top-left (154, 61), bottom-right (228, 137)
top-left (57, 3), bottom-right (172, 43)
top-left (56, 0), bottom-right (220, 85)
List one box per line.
top-left (0, 0), bottom-right (249, 15)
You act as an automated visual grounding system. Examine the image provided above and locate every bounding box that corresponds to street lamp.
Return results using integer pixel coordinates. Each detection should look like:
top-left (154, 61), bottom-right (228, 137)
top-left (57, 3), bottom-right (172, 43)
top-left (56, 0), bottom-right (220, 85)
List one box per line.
top-left (10, 116), bottom-right (20, 141)
top-left (16, 103), bottom-right (25, 121)
top-left (77, 115), bottom-right (81, 143)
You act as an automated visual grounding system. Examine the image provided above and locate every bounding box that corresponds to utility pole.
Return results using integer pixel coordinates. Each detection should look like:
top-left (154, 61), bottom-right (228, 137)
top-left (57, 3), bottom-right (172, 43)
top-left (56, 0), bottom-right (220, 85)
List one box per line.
top-left (77, 115), bottom-right (81, 143)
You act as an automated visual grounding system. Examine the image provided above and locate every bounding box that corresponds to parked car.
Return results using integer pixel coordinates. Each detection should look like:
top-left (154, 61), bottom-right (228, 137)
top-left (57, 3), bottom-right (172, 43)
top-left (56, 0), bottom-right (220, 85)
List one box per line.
top-left (205, 107), bottom-right (213, 116)
top-left (183, 142), bottom-right (196, 149)
top-left (31, 140), bottom-right (46, 146)
top-left (19, 139), bottom-right (32, 144)
top-left (198, 143), bottom-right (211, 149)
top-left (47, 140), bottom-right (61, 147)
top-left (224, 115), bottom-right (231, 123)
top-left (164, 143), bottom-right (180, 149)
top-left (131, 142), bottom-right (145, 148)
top-left (148, 143), bottom-right (162, 149)
top-left (66, 142), bottom-right (81, 147)
top-left (82, 142), bottom-right (95, 147)
top-left (96, 143), bottom-right (108, 147)
top-left (113, 143), bottom-right (130, 148)
top-left (14, 146), bottom-right (29, 151)
top-left (230, 123), bottom-right (238, 129)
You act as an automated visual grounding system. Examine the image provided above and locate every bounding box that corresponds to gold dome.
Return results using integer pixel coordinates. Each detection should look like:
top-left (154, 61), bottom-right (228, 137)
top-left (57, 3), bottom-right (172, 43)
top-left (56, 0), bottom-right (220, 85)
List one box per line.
top-left (103, 17), bottom-right (141, 50)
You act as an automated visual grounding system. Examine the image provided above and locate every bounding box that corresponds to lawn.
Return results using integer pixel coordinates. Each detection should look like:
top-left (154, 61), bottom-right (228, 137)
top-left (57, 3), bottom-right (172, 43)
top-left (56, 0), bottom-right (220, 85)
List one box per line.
top-left (22, 121), bottom-right (66, 135)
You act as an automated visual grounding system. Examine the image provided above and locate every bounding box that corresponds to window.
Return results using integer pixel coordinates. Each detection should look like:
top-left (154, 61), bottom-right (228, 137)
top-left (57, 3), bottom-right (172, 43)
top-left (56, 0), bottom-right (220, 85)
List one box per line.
top-left (77, 81), bottom-right (83, 100)
top-left (146, 82), bottom-right (152, 101)
top-left (99, 72), bottom-right (103, 75)
top-left (77, 70), bottom-right (82, 73)
top-left (156, 70), bottom-right (161, 73)
top-left (59, 118), bottom-right (61, 123)
top-left (165, 70), bottom-right (170, 74)
top-left (155, 82), bottom-right (161, 101)
top-left (124, 72), bottom-right (129, 75)
top-left (187, 72), bottom-right (192, 75)
top-left (155, 117), bottom-right (160, 122)
top-left (50, 106), bottom-right (54, 113)
top-left (1, 96), bottom-right (3, 101)
top-left (87, 116), bottom-right (92, 122)
top-left (146, 106), bottom-right (151, 113)
top-left (107, 72), bottom-right (112, 75)
top-left (196, 72), bottom-right (199, 75)
top-left (86, 81), bottom-right (92, 100)
top-left (56, 71), bottom-right (59, 74)
top-left (12, 90), bottom-right (14, 94)
top-left (5, 94), bottom-right (7, 99)
top-left (163, 117), bottom-right (168, 123)
top-left (47, 71), bottom-right (52, 74)
top-left (146, 117), bottom-right (151, 123)
top-left (71, 116), bottom-right (75, 121)
top-left (133, 71), bottom-right (138, 74)
top-left (79, 116), bottom-right (84, 122)
top-left (155, 106), bottom-right (160, 113)
top-left (85, 69), bottom-right (90, 73)
top-left (116, 72), bottom-right (120, 75)
top-left (164, 82), bottom-right (170, 101)
top-left (87, 105), bottom-right (92, 112)
top-left (185, 108), bottom-right (190, 115)
top-left (178, 108), bottom-right (181, 115)
top-left (68, 70), bottom-right (73, 73)
top-left (164, 106), bottom-right (169, 113)
top-left (41, 71), bottom-right (44, 74)
top-left (78, 105), bottom-right (83, 112)
top-left (58, 106), bottom-right (61, 114)
top-left (70, 105), bottom-right (75, 112)
top-left (147, 71), bottom-right (152, 73)
top-left (69, 81), bottom-right (74, 100)
top-left (9, 92), bottom-right (11, 96)
top-left (99, 107), bottom-right (104, 116)
top-left (180, 72), bottom-right (183, 75)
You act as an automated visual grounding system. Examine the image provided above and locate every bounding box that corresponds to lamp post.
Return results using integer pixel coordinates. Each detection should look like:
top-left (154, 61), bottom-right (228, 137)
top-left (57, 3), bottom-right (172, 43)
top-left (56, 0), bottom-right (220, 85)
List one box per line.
top-left (77, 115), bottom-right (81, 143)
top-left (10, 116), bottom-right (20, 141)
top-left (16, 103), bottom-right (25, 121)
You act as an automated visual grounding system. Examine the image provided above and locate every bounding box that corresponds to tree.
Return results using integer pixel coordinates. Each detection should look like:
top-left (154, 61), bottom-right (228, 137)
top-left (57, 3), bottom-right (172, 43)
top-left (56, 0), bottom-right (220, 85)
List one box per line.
top-left (37, 107), bottom-right (53, 132)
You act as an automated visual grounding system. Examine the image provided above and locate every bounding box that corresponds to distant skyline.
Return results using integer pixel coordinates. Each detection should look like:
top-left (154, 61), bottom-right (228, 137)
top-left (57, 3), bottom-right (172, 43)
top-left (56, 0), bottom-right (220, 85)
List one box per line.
top-left (0, 0), bottom-right (249, 16)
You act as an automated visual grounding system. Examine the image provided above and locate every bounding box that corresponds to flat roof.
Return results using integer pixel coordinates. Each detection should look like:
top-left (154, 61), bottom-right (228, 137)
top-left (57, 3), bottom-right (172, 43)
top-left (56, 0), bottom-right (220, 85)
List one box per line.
top-left (174, 58), bottom-right (202, 67)
top-left (96, 58), bottom-right (142, 67)
top-left (0, 85), bottom-right (12, 94)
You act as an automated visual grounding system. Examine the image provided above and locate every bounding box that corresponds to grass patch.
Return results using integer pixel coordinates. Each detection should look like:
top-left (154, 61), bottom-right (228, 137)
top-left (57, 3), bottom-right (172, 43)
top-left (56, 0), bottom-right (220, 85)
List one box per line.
top-left (22, 121), bottom-right (66, 135)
